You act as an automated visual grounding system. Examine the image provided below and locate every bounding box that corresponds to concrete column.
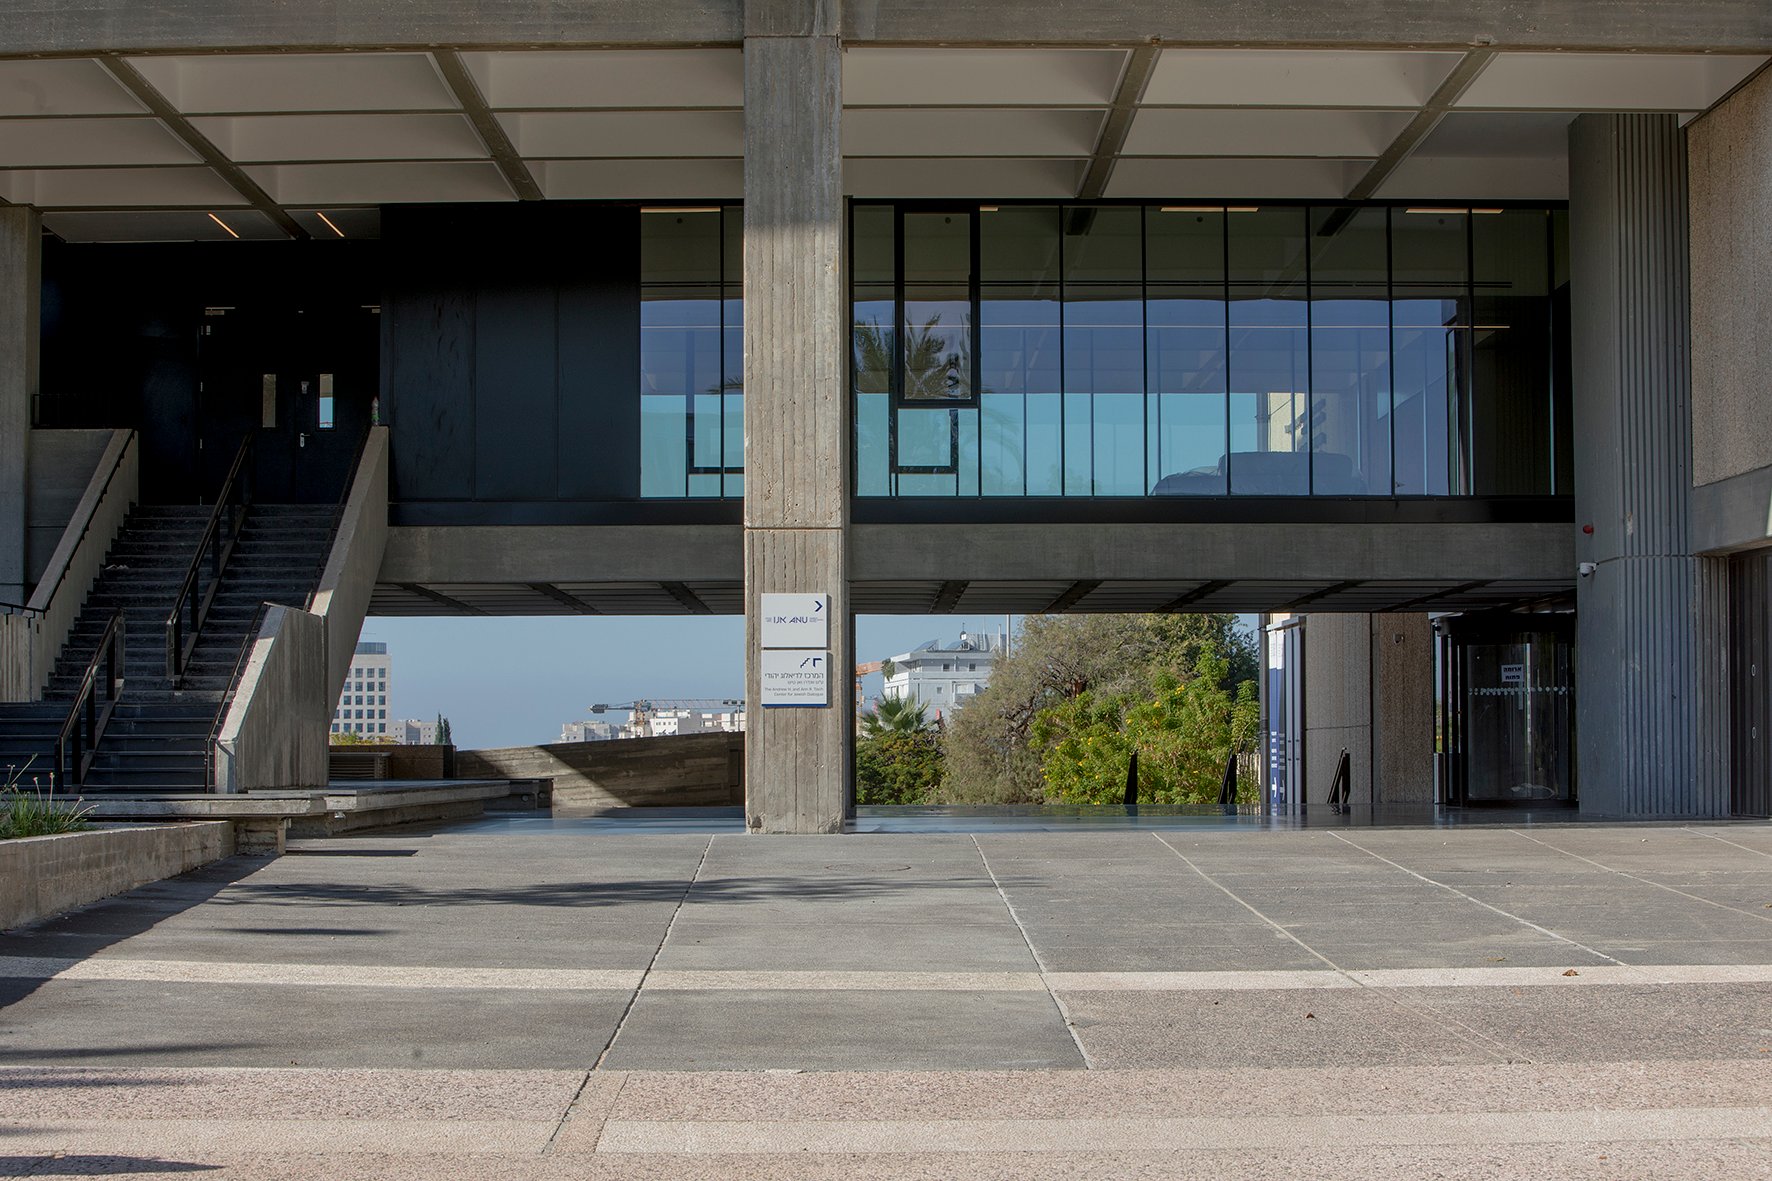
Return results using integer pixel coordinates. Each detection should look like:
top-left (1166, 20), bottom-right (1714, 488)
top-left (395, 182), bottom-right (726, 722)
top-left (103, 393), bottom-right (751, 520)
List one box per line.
top-left (1302, 612), bottom-right (1434, 807)
top-left (742, 0), bottom-right (850, 833)
top-left (1569, 114), bottom-right (1726, 817)
top-left (0, 206), bottom-right (40, 605)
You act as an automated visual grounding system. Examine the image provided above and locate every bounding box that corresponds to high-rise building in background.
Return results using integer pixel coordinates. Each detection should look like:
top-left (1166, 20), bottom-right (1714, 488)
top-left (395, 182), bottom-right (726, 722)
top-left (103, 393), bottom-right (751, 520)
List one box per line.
top-left (332, 642), bottom-right (390, 738)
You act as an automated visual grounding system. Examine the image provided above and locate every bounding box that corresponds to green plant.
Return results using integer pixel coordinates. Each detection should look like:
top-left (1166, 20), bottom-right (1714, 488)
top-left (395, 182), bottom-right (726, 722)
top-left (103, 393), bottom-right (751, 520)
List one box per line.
top-left (861, 695), bottom-right (932, 738)
top-left (0, 758), bottom-right (96, 840)
top-left (854, 730), bottom-right (944, 806)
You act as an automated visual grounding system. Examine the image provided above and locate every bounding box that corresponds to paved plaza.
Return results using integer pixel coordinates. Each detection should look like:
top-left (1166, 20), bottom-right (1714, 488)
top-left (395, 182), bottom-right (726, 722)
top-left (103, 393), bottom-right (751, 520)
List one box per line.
top-left (2, 818), bottom-right (1771, 1176)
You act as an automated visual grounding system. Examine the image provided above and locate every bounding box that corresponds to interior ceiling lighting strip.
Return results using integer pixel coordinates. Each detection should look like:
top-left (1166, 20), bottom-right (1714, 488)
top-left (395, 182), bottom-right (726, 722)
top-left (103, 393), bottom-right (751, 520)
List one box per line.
top-left (315, 211), bottom-right (347, 238)
top-left (641, 206), bottom-right (723, 214)
top-left (206, 212), bottom-right (240, 239)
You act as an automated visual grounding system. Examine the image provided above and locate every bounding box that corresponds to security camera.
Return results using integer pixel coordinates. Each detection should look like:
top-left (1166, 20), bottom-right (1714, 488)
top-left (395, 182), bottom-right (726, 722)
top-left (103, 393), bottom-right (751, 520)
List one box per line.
top-left (1578, 562), bottom-right (1597, 577)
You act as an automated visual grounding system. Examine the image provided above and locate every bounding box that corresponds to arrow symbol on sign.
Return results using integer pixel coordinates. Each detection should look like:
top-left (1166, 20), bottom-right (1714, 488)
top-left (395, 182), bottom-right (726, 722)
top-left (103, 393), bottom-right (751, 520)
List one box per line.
top-left (814, 600), bottom-right (824, 612)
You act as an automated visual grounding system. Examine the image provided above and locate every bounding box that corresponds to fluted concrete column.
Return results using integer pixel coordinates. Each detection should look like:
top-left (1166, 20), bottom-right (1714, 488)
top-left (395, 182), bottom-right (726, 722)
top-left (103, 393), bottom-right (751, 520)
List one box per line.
top-left (0, 206), bottom-right (40, 605)
top-left (742, 0), bottom-right (850, 832)
top-left (1569, 114), bottom-right (1726, 816)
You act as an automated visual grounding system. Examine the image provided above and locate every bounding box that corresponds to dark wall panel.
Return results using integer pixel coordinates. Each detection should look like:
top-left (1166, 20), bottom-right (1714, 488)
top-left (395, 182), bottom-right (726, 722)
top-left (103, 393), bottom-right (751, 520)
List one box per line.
top-left (382, 203), bottom-right (643, 512)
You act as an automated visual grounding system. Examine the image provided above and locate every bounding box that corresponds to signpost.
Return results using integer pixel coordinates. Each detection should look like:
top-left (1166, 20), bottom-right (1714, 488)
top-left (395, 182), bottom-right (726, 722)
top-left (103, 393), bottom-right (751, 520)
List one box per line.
top-left (759, 593), bottom-right (830, 708)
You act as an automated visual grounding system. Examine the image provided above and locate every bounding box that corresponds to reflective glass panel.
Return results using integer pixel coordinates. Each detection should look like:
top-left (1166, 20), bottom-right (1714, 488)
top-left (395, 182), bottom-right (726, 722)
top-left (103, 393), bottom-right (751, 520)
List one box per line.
top-left (1147, 207), bottom-right (1228, 495)
top-left (1392, 209), bottom-right (1469, 495)
top-left (1064, 207), bottom-right (1143, 495)
top-left (1228, 208), bottom-right (1308, 494)
top-left (1309, 206), bottom-right (1390, 495)
top-left (902, 212), bottom-right (973, 402)
top-left (853, 205), bottom-right (895, 496)
top-left (641, 209), bottom-right (729, 498)
top-left (980, 206), bottom-right (1060, 496)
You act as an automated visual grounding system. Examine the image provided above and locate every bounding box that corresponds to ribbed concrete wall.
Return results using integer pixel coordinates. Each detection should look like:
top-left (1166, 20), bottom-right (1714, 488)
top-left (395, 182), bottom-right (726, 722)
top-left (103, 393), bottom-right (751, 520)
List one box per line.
top-left (1569, 114), bottom-right (1725, 817)
top-left (459, 733), bottom-right (744, 811)
top-left (0, 207), bottom-right (39, 605)
top-left (742, 2), bottom-right (851, 833)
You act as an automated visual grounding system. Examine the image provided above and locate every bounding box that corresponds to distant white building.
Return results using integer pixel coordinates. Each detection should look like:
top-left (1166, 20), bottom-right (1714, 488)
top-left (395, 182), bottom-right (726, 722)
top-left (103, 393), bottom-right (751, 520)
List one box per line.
top-left (628, 708), bottom-right (746, 738)
top-left (398, 719), bottom-right (440, 745)
top-left (559, 719), bottom-right (620, 743)
top-left (332, 642), bottom-right (391, 738)
top-left (880, 632), bottom-right (1005, 717)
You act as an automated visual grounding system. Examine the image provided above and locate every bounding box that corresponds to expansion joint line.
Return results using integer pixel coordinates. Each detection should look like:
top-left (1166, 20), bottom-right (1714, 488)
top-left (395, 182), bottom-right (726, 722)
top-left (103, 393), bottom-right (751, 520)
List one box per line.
top-left (1682, 827), bottom-right (1772, 860)
top-left (972, 835), bottom-right (1094, 1069)
top-left (1324, 832), bottom-right (1629, 965)
top-left (1512, 830), bottom-right (1772, 926)
top-left (590, 835), bottom-right (715, 1072)
top-left (1154, 833), bottom-right (1524, 1063)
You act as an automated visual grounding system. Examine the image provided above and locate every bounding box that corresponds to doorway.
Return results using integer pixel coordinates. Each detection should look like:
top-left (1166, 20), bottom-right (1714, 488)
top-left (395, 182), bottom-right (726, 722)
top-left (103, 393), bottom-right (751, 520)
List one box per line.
top-left (196, 301), bottom-right (378, 503)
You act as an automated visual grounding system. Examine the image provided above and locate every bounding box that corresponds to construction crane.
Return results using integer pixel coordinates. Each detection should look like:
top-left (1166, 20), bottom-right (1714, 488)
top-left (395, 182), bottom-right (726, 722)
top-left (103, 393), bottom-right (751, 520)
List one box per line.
top-left (854, 661), bottom-right (884, 715)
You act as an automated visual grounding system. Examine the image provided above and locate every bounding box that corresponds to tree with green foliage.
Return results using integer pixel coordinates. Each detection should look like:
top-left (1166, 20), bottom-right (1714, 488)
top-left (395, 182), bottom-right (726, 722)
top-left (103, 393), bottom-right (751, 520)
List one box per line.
top-left (861, 694), bottom-right (930, 738)
top-left (436, 714), bottom-right (453, 746)
top-left (1031, 646), bottom-right (1260, 805)
top-left (855, 729), bottom-right (944, 805)
top-left (937, 613), bottom-right (1256, 804)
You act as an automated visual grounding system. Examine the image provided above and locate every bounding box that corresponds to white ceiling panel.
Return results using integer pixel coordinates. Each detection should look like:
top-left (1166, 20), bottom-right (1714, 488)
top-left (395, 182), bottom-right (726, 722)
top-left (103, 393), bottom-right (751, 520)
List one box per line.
top-left (1377, 156), bottom-right (1569, 200)
top-left (1419, 112), bottom-right (1574, 159)
top-left (45, 209), bottom-right (284, 242)
top-left (0, 166), bottom-right (243, 207)
top-left (535, 159), bottom-right (743, 199)
top-left (125, 53), bottom-right (458, 114)
top-left (245, 161), bottom-right (514, 204)
top-left (1105, 157), bottom-right (1371, 199)
top-left (191, 114), bottom-right (487, 162)
top-left (462, 50), bottom-right (744, 110)
top-left (0, 118), bottom-right (197, 167)
top-left (501, 111), bottom-right (743, 158)
top-left (844, 49), bottom-right (1124, 107)
top-left (1145, 50), bottom-right (1461, 109)
top-left (0, 60), bottom-right (144, 116)
top-left (291, 208), bottom-right (382, 238)
top-left (844, 108), bottom-right (1104, 157)
top-left (1124, 108), bottom-right (1413, 158)
top-left (844, 157), bottom-right (1084, 198)
top-left (1459, 53), bottom-right (1767, 111)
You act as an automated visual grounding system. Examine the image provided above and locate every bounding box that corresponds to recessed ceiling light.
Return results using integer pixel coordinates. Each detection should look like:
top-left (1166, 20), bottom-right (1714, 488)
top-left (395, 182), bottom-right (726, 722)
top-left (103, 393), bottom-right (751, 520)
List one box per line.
top-left (316, 211), bottom-right (347, 238)
top-left (207, 213), bottom-right (240, 240)
top-left (641, 206), bottom-right (722, 214)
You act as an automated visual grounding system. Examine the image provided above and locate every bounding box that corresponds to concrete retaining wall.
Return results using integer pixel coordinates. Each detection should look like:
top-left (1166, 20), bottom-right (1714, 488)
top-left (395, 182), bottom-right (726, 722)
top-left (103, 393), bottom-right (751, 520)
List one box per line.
top-left (0, 821), bottom-right (234, 931)
top-left (458, 733), bottom-right (744, 810)
top-left (213, 605), bottom-right (330, 792)
top-left (27, 429), bottom-right (114, 586)
top-left (311, 425), bottom-right (388, 703)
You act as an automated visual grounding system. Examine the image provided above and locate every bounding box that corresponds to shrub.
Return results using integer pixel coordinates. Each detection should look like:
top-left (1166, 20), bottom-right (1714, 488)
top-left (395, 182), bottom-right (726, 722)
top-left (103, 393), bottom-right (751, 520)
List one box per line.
top-left (0, 759), bottom-right (96, 840)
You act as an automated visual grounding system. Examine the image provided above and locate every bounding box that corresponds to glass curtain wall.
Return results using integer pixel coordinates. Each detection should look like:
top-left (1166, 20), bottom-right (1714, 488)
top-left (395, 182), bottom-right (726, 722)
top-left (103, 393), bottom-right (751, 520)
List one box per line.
top-left (641, 207), bottom-right (743, 498)
top-left (853, 202), bottom-right (1568, 499)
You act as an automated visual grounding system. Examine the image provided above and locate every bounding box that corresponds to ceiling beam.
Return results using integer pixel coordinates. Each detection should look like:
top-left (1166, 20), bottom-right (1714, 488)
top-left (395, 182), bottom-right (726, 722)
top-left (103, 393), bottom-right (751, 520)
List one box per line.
top-left (398, 583), bottom-right (486, 615)
top-left (1276, 580), bottom-right (1362, 612)
top-left (661, 581), bottom-right (712, 614)
top-left (97, 55), bottom-right (308, 240)
top-left (432, 50), bottom-right (544, 202)
top-left (1159, 580), bottom-right (1231, 612)
top-left (1386, 580), bottom-right (1489, 611)
top-left (931, 580), bottom-right (968, 613)
top-left (1045, 580), bottom-right (1102, 614)
top-left (529, 582), bottom-right (601, 615)
top-left (1336, 48), bottom-right (1497, 207)
top-left (1075, 43), bottom-right (1161, 203)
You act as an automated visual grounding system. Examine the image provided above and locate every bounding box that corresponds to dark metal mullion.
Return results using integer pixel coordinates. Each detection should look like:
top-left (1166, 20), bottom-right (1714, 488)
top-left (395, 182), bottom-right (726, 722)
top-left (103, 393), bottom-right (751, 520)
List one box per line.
top-left (1222, 206), bottom-right (1232, 496)
top-left (1544, 209), bottom-right (1559, 495)
top-left (1304, 206), bottom-right (1315, 497)
top-left (1463, 209), bottom-right (1477, 496)
top-left (1142, 204), bottom-right (1152, 497)
top-left (891, 204), bottom-right (904, 495)
top-left (1058, 207), bottom-right (1069, 497)
top-left (965, 206), bottom-right (981, 496)
top-left (1387, 206), bottom-right (1397, 497)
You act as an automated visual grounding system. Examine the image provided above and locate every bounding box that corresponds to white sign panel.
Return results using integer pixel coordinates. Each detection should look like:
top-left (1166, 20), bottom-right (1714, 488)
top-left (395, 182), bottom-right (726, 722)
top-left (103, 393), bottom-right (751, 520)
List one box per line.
top-left (760, 649), bottom-right (830, 707)
top-left (760, 593), bottom-right (828, 649)
top-left (1500, 664), bottom-right (1525, 686)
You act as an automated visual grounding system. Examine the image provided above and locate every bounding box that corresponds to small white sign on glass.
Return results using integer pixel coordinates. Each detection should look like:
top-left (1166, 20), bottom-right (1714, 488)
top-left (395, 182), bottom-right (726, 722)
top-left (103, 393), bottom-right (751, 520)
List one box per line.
top-left (760, 649), bottom-right (830, 707)
top-left (760, 593), bottom-right (828, 649)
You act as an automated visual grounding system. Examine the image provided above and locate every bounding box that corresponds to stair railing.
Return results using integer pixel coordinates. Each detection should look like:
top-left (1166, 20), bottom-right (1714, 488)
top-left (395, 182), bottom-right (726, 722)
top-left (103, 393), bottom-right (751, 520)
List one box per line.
top-left (166, 436), bottom-right (254, 688)
top-left (53, 610), bottom-right (125, 790)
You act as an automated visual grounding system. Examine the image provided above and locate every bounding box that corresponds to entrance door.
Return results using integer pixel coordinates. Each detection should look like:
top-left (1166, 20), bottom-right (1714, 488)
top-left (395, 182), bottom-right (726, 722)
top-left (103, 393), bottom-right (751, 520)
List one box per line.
top-left (1440, 614), bottom-right (1575, 806)
top-left (197, 303), bottom-right (377, 503)
top-left (1730, 552), bottom-right (1772, 817)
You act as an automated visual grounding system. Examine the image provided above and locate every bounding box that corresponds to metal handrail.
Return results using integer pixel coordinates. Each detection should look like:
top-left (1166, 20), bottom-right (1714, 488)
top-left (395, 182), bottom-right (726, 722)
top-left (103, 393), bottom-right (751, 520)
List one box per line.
top-left (53, 610), bottom-right (125, 790)
top-left (165, 436), bottom-right (254, 687)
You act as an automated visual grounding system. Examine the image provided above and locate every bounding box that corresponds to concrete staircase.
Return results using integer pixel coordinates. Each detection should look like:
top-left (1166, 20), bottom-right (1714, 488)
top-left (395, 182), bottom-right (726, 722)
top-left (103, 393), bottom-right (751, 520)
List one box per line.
top-left (0, 503), bottom-right (339, 792)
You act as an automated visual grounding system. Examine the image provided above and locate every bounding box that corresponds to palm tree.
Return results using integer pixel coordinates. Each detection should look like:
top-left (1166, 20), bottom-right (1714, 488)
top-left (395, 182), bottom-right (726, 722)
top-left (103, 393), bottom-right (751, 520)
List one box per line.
top-left (862, 695), bottom-right (931, 739)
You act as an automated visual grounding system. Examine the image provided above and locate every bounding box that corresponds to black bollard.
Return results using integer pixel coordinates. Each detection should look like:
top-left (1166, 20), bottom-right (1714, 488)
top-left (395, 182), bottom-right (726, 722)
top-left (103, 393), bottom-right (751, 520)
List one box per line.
top-left (1123, 749), bottom-right (1138, 808)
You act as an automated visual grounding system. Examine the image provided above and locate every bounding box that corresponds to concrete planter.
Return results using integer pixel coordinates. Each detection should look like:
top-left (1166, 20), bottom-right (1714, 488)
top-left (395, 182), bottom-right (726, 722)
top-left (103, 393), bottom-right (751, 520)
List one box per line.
top-left (0, 821), bottom-right (234, 931)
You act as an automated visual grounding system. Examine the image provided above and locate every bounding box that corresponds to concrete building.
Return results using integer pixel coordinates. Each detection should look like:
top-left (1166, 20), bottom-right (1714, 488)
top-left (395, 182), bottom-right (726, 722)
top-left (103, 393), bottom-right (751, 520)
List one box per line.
top-left (332, 642), bottom-right (390, 739)
top-left (0, 2), bottom-right (1769, 825)
top-left (881, 633), bottom-right (1004, 718)
top-left (560, 720), bottom-right (620, 743)
top-left (398, 719), bottom-right (439, 745)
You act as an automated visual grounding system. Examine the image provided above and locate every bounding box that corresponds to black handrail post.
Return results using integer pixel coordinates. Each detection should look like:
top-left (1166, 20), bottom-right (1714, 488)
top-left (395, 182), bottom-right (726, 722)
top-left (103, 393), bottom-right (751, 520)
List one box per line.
top-left (166, 436), bottom-right (253, 687)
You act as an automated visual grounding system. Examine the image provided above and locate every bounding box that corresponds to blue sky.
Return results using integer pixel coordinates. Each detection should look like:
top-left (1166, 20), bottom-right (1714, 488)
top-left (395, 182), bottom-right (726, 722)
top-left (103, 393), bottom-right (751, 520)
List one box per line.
top-left (362, 614), bottom-right (1024, 750)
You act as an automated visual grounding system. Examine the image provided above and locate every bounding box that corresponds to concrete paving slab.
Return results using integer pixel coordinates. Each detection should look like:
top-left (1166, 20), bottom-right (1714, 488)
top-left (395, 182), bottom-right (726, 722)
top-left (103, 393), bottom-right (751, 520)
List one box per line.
top-left (600, 989), bottom-right (1084, 1071)
top-left (0, 981), bottom-right (632, 1069)
top-left (655, 915), bottom-right (1037, 972)
top-left (1059, 987), bottom-right (1507, 1069)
